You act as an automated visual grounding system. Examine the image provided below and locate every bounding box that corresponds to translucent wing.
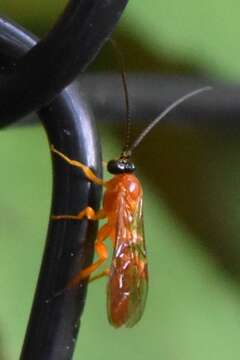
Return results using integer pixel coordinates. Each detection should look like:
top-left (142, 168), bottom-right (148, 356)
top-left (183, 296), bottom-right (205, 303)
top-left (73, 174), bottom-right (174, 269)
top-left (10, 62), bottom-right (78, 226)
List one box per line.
top-left (107, 193), bottom-right (148, 328)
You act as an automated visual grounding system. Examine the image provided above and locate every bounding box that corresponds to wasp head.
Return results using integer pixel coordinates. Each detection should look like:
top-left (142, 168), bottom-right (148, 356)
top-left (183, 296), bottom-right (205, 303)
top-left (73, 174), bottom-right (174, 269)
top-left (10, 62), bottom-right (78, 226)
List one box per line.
top-left (107, 155), bottom-right (135, 175)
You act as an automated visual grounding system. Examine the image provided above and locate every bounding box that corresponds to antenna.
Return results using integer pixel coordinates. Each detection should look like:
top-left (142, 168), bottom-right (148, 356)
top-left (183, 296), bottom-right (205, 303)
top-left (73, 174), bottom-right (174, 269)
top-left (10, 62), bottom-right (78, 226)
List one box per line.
top-left (127, 86), bottom-right (212, 155)
top-left (110, 39), bottom-right (132, 152)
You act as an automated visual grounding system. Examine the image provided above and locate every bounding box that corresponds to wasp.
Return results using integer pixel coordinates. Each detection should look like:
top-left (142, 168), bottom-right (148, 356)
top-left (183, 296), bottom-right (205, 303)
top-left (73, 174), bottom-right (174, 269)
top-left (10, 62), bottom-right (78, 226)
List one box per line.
top-left (51, 84), bottom-right (211, 328)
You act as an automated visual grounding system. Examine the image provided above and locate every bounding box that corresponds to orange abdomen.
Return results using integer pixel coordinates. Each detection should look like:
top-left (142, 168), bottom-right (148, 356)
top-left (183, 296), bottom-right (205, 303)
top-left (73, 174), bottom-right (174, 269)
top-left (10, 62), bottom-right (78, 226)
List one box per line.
top-left (104, 174), bottom-right (148, 328)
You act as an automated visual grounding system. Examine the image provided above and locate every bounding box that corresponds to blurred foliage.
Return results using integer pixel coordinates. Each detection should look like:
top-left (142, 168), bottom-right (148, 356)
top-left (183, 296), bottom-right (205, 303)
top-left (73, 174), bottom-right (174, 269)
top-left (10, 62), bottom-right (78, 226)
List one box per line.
top-left (1, 1), bottom-right (240, 360)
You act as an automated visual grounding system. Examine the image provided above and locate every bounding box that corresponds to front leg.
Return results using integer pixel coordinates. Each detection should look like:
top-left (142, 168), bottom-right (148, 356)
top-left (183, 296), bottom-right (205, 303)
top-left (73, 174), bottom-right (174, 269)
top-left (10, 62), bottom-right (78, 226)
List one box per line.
top-left (51, 145), bottom-right (106, 186)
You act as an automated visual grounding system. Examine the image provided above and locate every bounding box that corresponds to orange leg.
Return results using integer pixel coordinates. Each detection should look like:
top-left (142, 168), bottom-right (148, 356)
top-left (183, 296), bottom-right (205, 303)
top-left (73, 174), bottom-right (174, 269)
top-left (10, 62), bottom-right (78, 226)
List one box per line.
top-left (67, 224), bottom-right (111, 288)
top-left (51, 145), bottom-right (106, 186)
top-left (51, 206), bottom-right (106, 221)
top-left (89, 268), bottom-right (110, 282)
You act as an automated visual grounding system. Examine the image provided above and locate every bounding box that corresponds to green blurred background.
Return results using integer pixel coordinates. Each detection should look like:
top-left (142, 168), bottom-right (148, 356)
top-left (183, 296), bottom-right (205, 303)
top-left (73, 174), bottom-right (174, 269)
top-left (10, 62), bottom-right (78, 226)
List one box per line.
top-left (1, 1), bottom-right (240, 359)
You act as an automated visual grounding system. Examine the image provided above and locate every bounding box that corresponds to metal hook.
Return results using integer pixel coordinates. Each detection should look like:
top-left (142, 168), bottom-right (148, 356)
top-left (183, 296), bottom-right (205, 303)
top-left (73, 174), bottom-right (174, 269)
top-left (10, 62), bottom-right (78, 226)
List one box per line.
top-left (0, 1), bottom-right (129, 358)
top-left (0, 0), bottom-right (129, 126)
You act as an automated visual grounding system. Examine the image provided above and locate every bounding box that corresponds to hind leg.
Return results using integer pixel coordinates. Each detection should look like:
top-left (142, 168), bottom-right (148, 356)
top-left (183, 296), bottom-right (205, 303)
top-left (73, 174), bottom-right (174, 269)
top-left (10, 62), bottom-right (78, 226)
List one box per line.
top-left (89, 268), bottom-right (110, 282)
top-left (67, 224), bottom-right (111, 288)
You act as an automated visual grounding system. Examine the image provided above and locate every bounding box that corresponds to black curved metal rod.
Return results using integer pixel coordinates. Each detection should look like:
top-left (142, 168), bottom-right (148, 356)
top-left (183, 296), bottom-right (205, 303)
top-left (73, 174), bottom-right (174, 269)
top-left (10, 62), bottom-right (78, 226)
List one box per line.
top-left (0, 0), bottom-right (128, 124)
top-left (0, 17), bottom-right (103, 360)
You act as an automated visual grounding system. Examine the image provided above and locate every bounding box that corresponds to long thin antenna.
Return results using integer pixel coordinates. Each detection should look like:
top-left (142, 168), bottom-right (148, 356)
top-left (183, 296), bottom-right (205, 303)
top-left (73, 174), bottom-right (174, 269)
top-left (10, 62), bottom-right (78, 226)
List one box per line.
top-left (110, 39), bottom-right (131, 152)
top-left (128, 86), bottom-right (212, 154)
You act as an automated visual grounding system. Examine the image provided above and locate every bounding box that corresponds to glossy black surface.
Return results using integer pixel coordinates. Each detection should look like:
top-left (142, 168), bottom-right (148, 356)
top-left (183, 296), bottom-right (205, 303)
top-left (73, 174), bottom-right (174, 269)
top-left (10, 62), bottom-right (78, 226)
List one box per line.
top-left (107, 159), bottom-right (135, 174)
top-left (0, 0), bottom-right (128, 124)
top-left (0, 16), bottom-right (104, 360)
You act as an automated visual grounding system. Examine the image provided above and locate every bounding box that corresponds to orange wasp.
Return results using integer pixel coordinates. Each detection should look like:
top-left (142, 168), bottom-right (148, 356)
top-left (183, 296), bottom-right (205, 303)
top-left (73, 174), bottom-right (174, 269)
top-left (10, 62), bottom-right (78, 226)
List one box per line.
top-left (51, 85), bottom-right (211, 328)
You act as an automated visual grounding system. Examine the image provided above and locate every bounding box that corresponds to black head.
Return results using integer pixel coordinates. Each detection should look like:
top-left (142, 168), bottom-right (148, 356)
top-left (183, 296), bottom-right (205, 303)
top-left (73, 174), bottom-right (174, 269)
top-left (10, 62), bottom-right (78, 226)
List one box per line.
top-left (107, 158), bottom-right (135, 174)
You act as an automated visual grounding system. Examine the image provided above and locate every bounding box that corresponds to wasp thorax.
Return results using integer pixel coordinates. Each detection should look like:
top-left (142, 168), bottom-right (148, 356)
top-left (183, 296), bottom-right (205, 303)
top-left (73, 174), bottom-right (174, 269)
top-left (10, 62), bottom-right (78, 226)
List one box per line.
top-left (107, 158), bottom-right (135, 174)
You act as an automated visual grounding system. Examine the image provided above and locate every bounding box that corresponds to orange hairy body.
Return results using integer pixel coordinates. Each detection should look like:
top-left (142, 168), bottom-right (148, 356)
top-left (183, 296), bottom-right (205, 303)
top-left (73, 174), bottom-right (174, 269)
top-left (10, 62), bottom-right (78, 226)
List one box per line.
top-left (103, 174), bottom-right (148, 327)
top-left (51, 146), bottom-right (148, 328)
top-left (103, 173), bottom-right (142, 234)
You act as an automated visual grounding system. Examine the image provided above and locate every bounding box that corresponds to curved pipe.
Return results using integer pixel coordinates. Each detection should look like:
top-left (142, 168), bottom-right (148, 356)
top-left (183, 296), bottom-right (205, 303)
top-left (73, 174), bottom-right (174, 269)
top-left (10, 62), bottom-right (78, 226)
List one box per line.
top-left (0, 17), bottom-right (103, 360)
top-left (0, 0), bottom-right (128, 124)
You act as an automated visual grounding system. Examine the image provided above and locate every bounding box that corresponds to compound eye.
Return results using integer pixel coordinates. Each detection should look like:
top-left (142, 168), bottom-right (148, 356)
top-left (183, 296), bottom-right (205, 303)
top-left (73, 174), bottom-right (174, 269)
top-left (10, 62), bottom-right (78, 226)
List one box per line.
top-left (107, 159), bottom-right (135, 174)
top-left (125, 162), bottom-right (135, 173)
top-left (107, 160), bottom-right (125, 174)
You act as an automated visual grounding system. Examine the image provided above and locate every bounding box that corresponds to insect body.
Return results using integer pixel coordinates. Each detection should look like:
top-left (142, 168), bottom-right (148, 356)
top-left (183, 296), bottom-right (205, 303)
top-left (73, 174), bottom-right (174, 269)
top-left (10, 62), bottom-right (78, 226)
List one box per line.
top-left (100, 169), bottom-right (148, 327)
top-left (51, 86), bottom-right (211, 327)
top-left (51, 147), bottom-right (148, 327)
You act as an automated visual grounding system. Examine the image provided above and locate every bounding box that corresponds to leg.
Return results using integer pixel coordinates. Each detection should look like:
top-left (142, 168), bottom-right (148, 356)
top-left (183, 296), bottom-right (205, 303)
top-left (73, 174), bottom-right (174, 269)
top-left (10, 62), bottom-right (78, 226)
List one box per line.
top-left (45, 268), bottom-right (110, 303)
top-left (51, 206), bottom-right (106, 221)
top-left (51, 145), bottom-right (106, 186)
top-left (90, 268), bottom-right (110, 282)
top-left (67, 224), bottom-right (111, 288)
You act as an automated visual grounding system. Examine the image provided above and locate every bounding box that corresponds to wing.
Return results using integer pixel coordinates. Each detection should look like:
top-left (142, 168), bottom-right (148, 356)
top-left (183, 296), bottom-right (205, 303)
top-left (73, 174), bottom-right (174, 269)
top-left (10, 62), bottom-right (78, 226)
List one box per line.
top-left (107, 193), bottom-right (148, 328)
